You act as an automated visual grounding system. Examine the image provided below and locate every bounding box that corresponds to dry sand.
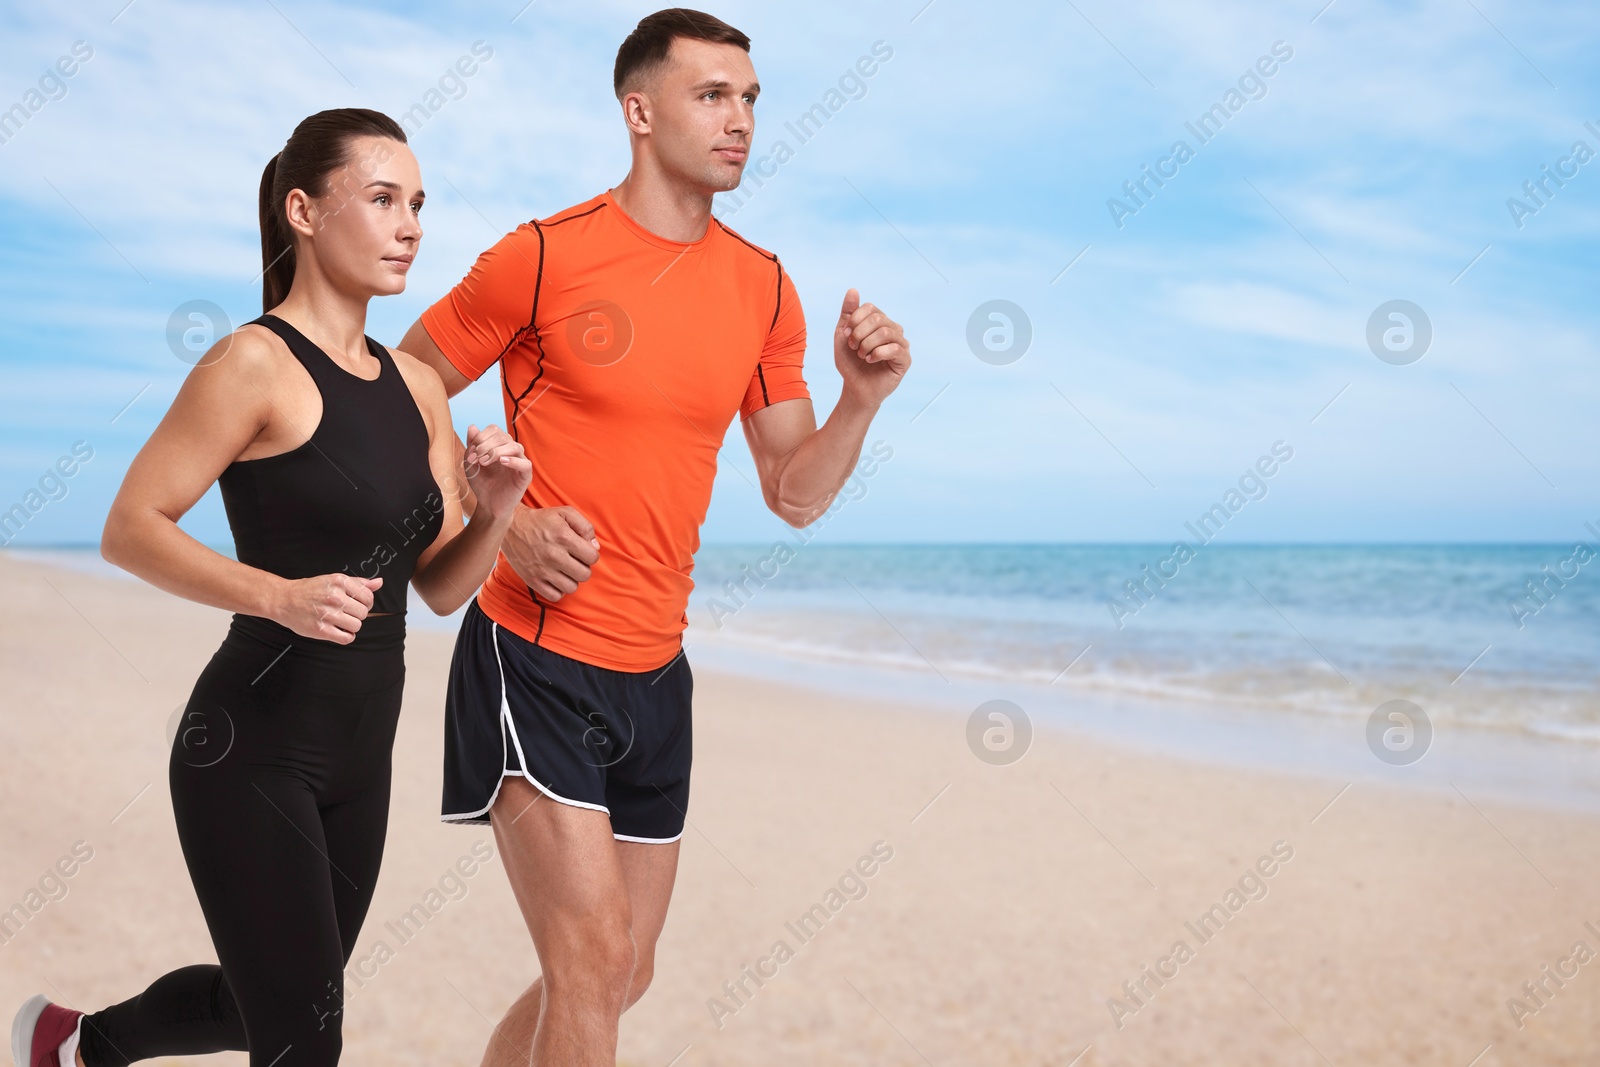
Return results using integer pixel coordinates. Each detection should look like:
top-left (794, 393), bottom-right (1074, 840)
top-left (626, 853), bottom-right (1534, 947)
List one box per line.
top-left (2, 551), bottom-right (1598, 1065)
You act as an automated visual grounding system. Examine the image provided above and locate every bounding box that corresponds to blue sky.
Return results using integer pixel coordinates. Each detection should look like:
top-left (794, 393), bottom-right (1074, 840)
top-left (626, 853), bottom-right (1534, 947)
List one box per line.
top-left (1, 0), bottom-right (1596, 547)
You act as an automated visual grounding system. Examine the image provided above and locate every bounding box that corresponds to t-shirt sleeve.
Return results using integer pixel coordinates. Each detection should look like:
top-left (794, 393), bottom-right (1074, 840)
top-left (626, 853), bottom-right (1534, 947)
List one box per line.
top-left (418, 224), bottom-right (542, 383)
top-left (739, 260), bottom-right (811, 421)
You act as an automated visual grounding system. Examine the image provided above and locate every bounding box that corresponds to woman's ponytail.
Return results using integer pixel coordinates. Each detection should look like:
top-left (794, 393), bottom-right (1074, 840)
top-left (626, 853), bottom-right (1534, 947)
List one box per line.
top-left (258, 153), bottom-right (295, 313)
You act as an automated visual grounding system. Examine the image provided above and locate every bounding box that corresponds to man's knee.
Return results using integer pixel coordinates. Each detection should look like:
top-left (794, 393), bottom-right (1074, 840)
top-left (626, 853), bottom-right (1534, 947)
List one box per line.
top-left (624, 952), bottom-right (654, 1009)
top-left (546, 914), bottom-right (637, 1006)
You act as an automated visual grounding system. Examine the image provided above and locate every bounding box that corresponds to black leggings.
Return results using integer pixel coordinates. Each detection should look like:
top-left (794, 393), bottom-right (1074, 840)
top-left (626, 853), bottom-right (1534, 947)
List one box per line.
top-left (78, 613), bottom-right (406, 1067)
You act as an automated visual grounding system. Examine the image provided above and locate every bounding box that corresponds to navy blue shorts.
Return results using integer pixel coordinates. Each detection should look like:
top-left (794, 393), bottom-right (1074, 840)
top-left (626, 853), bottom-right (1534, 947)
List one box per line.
top-left (440, 598), bottom-right (693, 842)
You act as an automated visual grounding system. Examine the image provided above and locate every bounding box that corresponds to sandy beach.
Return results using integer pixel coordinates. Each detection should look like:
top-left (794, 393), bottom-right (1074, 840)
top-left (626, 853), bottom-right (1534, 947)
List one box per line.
top-left (3, 550), bottom-right (1598, 1066)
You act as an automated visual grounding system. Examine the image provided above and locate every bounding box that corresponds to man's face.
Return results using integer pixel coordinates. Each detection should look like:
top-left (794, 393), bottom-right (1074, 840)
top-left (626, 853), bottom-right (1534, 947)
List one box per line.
top-left (638, 37), bottom-right (758, 192)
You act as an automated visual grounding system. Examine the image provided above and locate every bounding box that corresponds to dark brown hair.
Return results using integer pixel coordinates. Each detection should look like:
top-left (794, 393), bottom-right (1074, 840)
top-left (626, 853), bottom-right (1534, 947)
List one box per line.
top-left (613, 8), bottom-right (750, 100)
top-left (257, 108), bottom-right (407, 312)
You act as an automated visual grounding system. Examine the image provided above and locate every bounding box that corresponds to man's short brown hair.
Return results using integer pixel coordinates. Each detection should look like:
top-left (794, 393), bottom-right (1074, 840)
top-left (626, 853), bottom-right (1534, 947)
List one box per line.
top-left (613, 8), bottom-right (751, 100)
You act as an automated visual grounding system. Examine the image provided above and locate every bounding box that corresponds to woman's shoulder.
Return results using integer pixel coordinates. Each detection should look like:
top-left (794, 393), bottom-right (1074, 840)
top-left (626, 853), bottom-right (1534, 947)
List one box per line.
top-left (179, 321), bottom-right (291, 386)
top-left (385, 344), bottom-right (446, 394)
top-left (383, 344), bottom-right (450, 428)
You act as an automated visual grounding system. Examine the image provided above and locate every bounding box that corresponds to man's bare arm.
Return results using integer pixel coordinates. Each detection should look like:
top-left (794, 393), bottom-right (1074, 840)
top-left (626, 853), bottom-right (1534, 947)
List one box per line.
top-left (743, 288), bottom-right (910, 528)
top-left (742, 395), bottom-right (877, 528)
top-left (401, 318), bottom-right (475, 398)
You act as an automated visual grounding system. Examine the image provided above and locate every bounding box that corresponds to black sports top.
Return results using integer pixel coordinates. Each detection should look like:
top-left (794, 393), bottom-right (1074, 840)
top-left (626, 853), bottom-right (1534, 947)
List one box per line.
top-left (219, 314), bottom-right (444, 618)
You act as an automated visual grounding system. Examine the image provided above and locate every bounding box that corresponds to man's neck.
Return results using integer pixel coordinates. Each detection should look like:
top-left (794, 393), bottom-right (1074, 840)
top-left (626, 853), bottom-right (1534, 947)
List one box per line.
top-left (608, 174), bottom-right (715, 243)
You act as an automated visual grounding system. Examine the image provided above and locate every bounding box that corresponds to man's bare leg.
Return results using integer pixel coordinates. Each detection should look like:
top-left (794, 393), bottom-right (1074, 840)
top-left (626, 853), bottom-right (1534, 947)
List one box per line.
top-left (477, 835), bottom-right (679, 1060)
top-left (478, 777), bottom-right (681, 1067)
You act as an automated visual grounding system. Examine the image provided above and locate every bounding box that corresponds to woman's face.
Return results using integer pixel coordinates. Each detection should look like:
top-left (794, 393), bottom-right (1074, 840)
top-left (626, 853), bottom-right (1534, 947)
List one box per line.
top-left (285, 135), bottom-right (424, 298)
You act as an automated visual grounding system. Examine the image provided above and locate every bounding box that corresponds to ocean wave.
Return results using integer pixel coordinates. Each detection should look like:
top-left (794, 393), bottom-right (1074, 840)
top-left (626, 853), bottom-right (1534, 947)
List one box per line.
top-left (687, 620), bottom-right (1600, 744)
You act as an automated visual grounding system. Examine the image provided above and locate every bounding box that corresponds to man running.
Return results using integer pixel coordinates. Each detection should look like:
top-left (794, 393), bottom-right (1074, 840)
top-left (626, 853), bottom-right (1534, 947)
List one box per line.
top-left (399, 9), bottom-right (910, 1064)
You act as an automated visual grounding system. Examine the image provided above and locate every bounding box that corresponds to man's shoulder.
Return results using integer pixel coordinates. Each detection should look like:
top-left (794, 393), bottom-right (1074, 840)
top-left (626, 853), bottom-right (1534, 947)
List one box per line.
top-left (710, 216), bottom-right (783, 269)
top-left (477, 194), bottom-right (609, 267)
top-left (532, 192), bottom-right (611, 231)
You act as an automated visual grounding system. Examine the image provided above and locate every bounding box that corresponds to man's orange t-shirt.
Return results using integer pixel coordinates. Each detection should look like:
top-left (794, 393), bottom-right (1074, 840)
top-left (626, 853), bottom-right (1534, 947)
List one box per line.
top-left (420, 190), bottom-right (810, 671)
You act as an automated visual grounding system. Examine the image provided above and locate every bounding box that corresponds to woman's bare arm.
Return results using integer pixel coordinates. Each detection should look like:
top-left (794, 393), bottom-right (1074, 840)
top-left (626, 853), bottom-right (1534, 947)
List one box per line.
top-left (392, 350), bottom-right (529, 616)
top-left (101, 328), bottom-right (381, 643)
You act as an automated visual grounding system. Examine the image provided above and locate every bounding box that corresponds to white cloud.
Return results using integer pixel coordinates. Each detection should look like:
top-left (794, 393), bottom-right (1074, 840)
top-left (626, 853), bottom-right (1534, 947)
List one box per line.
top-left (4, 0), bottom-right (1600, 542)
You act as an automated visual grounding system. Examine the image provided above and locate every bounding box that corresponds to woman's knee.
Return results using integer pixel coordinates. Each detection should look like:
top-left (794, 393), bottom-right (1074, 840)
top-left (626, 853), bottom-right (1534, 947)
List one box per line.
top-left (232, 972), bottom-right (346, 1066)
top-left (247, 1020), bottom-right (341, 1067)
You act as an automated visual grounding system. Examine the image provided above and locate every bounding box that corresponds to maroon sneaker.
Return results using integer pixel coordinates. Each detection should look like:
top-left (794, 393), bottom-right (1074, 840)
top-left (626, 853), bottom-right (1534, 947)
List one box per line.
top-left (10, 995), bottom-right (83, 1067)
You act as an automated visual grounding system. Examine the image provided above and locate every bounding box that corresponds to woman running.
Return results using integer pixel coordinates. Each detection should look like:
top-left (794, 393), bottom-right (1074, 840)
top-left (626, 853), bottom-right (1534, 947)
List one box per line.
top-left (10, 108), bottom-right (530, 1067)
